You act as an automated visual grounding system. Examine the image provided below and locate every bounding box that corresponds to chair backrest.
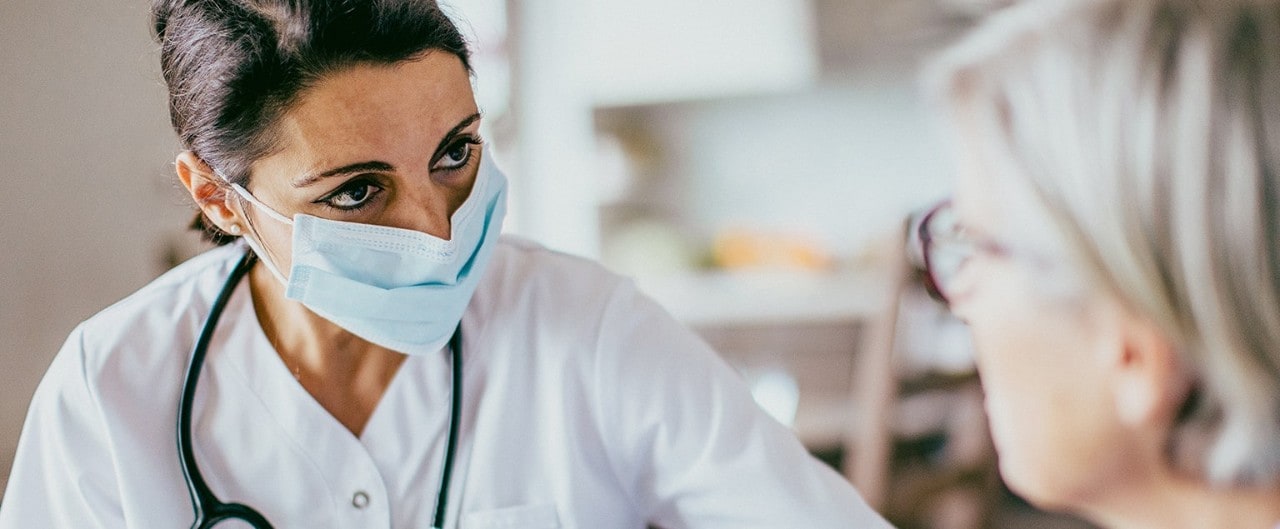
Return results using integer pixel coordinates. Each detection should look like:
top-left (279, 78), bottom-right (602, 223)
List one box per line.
top-left (842, 218), bottom-right (912, 510)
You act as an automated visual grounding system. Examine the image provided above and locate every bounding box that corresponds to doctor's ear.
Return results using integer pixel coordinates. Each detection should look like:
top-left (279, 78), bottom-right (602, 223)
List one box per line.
top-left (175, 151), bottom-right (242, 234)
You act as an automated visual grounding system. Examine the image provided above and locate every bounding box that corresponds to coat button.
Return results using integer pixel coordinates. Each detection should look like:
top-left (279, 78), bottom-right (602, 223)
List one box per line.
top-left (351, 491), bottom-right (371, 509)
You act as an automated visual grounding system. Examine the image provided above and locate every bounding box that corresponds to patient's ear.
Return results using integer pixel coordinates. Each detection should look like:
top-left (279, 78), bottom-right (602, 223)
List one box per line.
top-left (1111, 312), bottom-right (1187, 428)
top-left (175, 151), bottom-right (241, 233)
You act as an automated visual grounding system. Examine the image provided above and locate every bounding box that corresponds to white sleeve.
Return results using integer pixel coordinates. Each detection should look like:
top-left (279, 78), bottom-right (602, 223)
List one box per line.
top-left (0, 326), bottom-right (125, 528)
top-left (590, 281), bottom-right (893, 529)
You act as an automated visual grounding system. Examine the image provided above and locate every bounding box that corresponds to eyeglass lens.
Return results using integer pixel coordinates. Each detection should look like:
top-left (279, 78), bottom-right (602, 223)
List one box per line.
top-left (921, 203), bottom-right (975, 305)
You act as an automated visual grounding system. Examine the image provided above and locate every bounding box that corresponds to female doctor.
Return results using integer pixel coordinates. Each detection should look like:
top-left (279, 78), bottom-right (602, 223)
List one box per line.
top-left (0, 0), bottom-right (890, 528)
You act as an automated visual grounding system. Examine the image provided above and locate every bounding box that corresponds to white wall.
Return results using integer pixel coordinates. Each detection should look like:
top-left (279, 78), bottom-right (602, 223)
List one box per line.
top-left (0, 0), bottom-right (192, 497)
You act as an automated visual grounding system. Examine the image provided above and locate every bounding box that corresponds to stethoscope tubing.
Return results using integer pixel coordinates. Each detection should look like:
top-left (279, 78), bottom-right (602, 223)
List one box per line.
top-left (177, 251), bottom-right (269, 528)
top-left (434, 327), bottom-right (463, 529)
top-left (177, 250), bottom-right (462, 528)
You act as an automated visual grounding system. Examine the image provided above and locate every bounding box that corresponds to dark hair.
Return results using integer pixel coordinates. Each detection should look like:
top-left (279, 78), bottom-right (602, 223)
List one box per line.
top-left (152, 0), bottom-right (472, 244)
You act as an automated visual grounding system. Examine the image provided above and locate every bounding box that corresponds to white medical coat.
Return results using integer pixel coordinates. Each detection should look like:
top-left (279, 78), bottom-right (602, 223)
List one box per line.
top-left (0, 238), bottom-right (891, 528)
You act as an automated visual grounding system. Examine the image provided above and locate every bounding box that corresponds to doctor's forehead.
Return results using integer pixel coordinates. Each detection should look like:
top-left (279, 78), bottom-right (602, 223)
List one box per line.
top-left (263, 53), bottom-right (478, 172)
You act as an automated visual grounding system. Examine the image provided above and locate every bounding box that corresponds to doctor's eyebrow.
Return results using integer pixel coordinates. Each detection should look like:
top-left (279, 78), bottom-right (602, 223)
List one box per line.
top-left (429, 112), bottom-right (483, 163)
top-left (291, 111), bottom-right (483, 188)
top-left (292, 161), bottom-right (396, 187)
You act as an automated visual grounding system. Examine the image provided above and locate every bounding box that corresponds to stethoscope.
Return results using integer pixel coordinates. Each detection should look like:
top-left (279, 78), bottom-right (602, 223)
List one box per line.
top-left (177, 250), bottom-right (463, 528)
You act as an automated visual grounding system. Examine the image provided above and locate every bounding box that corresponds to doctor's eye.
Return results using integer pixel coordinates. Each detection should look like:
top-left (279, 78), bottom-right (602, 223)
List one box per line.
top-left (317, 180), bottom-right (384, 211)
top-left (433, 137), bottom-right (482, 172)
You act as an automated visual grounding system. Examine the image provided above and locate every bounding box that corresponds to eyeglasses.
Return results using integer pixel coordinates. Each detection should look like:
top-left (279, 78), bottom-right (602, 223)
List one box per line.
top-left (914, 200), bottom-right (1010, 307)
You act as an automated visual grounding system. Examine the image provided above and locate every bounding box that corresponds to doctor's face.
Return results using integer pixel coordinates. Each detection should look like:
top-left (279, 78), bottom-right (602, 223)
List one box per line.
top-left (947, 149), bottom-right (1141, 511)
top-left (238, 51), bottom-right (482, 272)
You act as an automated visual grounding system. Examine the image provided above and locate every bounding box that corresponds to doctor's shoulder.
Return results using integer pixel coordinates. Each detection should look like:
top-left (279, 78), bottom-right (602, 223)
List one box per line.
top-left (476, 235), bottom-right (665, 342)
top-left (470, 235), bottom-right (705, 378)
top-left (1, 245), bottom-right (245, 526)
top-left (58, 243), bottom-right (248, 390)
top-left (475, 235), bottom-right (716, 384)
top-left (478, 238), bottom-right (892, 528)
top-left (478, 235), bottom-right (633, 324)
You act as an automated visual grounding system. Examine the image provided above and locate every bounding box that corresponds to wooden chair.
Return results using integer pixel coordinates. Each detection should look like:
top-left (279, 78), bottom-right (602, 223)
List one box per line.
top-left (843, 218), bottom-right (1000, 529)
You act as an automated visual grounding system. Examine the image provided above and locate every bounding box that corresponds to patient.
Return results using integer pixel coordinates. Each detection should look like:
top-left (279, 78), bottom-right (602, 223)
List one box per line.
top-left (917, 1), bottom-right (1280, 528)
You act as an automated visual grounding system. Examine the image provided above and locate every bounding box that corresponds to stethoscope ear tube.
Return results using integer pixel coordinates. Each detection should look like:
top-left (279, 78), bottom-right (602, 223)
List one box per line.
top-left (177, 251), bottom-right (274, 529)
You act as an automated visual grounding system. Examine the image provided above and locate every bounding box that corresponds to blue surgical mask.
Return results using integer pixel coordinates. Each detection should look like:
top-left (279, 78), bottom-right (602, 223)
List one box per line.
top-left (222, 153), bottom-right (507, 356)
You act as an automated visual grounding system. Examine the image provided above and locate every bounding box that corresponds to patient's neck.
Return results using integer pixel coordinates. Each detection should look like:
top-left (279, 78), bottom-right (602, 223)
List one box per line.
top-left (1081, 473), bottom-right (1280, 529)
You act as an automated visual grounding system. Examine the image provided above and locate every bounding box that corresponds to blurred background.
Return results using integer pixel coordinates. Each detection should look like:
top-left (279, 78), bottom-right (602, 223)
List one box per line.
top-left (0, 0), bottom-right (1096, 527)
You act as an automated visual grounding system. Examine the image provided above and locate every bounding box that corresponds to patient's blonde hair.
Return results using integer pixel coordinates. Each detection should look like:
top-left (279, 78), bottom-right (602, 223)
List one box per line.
top-left (929, 0), bottom-right (1280, 486)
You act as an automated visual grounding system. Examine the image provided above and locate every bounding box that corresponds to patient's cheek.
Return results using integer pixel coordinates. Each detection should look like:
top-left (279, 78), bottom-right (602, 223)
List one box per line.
top-left (965, 289), bottom-right (1104, 507)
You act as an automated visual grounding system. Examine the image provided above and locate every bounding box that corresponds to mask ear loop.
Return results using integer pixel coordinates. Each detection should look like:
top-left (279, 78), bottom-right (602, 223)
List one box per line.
top-left (214, 168), bottom-right (293, 286)
top-left (228, 183), bottom-right (293, 225)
